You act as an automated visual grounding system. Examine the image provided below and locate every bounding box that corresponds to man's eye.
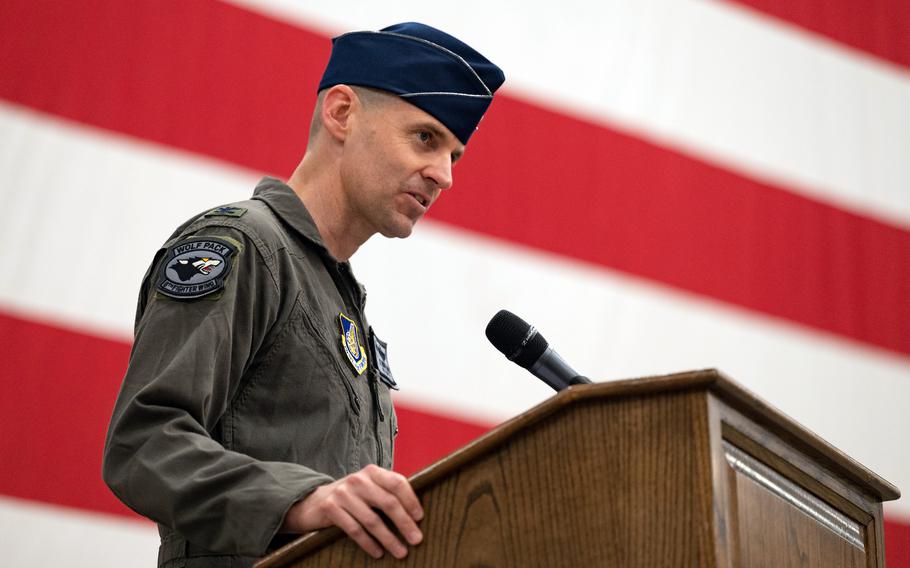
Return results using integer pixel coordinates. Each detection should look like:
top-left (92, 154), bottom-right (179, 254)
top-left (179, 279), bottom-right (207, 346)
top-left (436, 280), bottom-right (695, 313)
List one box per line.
top-left (417, 131), bottom-right (432, 143)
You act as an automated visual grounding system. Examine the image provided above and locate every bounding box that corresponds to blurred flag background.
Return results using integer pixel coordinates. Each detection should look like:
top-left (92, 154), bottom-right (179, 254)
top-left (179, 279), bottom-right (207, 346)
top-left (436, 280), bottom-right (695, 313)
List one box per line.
top-left (1, 1), bottom-right (908, 565)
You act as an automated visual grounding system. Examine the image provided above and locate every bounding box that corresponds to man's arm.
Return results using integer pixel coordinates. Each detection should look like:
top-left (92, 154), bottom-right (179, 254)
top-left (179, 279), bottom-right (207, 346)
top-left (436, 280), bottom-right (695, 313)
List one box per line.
top-left (103, 226), bottom-right (334, 556)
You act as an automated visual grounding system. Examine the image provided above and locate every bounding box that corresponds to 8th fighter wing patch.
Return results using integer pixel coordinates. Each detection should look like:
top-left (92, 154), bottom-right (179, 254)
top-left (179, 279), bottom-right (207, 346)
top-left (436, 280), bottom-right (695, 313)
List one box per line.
top-left (339, 313), bottom-right (368, 375)
top-left (156, 237), bottom-right (237, 299)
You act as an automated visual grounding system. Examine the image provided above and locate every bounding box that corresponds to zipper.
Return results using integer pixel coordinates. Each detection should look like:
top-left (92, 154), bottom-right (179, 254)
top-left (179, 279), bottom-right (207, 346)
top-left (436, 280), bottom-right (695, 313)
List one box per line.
top-left (369, 369), bottom-right (385, 466)
top-left (369, 369), bottom-right (386, 422)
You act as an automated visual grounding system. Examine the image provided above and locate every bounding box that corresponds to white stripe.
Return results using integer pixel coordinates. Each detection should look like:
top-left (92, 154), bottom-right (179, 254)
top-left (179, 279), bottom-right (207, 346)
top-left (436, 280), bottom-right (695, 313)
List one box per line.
top-left (0, 103), bottom-right (257, 340)
top-left (228, 0), bottom-right (910, 229)
top-left (0, 496), bottom-right (158, 568)
top-left (1, 104), bottom-right (907, 518)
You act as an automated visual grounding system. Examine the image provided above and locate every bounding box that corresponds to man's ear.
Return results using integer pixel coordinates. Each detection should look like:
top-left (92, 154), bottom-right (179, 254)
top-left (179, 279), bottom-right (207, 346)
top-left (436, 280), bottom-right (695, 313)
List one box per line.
top-left (320, 85), bottom-right (359, 142)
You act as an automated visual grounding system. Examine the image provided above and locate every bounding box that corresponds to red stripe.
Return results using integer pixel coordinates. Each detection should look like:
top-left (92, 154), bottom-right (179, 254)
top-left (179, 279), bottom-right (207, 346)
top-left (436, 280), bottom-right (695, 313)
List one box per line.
top-left (887, 518), bottom-right (910, 567)
top-left (394, 405), bottom-right (492, 477)
top-left (727, 0), bottom-right (910, 70)
top-left (0, 311), bottom-right (136, 518)
top-left (3, 312), bottom-right (909, 561)
top-left (1, 0), bottom-right (908, 359)
top-left (0, 0), bottom-right (325, 177)
top-left (0, 311), bottom-right (489, 518)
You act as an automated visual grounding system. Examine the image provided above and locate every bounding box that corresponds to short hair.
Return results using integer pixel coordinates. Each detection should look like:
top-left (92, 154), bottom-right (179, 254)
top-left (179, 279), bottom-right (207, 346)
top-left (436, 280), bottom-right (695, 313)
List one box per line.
top-left (307, 86), bottom-right (394, 144)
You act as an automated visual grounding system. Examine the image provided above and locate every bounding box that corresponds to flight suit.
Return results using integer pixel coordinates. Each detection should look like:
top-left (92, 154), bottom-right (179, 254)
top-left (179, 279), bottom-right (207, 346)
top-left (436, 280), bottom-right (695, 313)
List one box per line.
top-left (103, 177), bottom-right (397, 567)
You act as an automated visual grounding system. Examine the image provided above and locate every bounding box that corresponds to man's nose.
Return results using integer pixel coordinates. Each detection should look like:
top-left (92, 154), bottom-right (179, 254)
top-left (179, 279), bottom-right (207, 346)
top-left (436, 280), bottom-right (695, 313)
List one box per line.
top-left (424, 155), bottom-right (453, 191)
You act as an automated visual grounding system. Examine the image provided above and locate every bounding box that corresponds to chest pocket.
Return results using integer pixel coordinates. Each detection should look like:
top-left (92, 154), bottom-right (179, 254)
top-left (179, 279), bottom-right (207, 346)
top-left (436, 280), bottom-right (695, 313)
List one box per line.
top-left (293, 297), bottom-right (370, 474)
top-left (226, 296), bottom-right (364, 478)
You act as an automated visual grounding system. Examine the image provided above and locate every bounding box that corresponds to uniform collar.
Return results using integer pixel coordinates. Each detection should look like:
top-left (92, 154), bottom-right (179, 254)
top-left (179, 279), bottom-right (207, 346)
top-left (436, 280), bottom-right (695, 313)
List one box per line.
top-left (251, 176), bottom-right (331, 253)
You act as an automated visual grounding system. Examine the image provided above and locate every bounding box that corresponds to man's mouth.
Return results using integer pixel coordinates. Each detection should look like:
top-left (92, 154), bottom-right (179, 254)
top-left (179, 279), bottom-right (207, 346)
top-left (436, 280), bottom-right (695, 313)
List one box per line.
top-left (407, 192), bottom-right (429, 208)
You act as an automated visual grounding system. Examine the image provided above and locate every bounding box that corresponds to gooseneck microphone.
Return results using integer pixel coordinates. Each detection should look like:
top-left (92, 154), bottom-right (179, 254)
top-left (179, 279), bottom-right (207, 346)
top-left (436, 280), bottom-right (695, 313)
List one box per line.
top-left (485, 310), bottom-right (592, 391)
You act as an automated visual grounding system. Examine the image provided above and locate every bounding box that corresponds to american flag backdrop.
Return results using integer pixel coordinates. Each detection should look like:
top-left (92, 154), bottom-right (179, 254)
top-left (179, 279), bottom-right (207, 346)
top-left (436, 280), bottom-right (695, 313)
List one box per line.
top-left (1, 0), bottom-right (908, 565)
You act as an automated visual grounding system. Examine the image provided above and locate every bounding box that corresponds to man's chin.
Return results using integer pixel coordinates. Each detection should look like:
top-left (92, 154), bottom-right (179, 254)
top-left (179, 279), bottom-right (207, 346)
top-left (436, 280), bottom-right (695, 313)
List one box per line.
top-left (379, 222), bottom-right (416, 239)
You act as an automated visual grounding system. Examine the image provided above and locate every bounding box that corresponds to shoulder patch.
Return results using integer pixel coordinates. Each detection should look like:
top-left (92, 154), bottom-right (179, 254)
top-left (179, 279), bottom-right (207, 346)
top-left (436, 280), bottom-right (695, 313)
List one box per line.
top-left (205, 206), bottom-right (247, 218)
top-left (156, 237), bottom-right (237, 299)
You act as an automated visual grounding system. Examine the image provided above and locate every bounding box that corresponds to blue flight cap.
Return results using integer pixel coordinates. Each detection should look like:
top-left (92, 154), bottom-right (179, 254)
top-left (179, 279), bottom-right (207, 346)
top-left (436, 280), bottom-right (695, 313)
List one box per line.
top-left (318, 22), bottom-right (505, 144)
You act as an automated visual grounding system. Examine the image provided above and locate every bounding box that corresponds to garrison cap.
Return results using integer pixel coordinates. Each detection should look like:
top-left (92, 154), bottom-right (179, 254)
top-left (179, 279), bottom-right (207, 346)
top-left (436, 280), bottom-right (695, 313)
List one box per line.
top-left (318, 22), bottom-right (505, 144)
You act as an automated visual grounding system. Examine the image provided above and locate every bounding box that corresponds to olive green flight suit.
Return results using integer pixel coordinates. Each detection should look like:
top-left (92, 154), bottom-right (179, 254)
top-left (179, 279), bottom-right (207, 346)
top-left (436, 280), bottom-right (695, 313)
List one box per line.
top-left (103, 177), bottom-right (397, 567)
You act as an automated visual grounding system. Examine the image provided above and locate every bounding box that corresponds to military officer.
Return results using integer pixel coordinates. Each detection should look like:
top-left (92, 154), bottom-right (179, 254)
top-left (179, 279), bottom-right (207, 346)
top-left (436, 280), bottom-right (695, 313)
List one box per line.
top-left (102, 22), bottom-right (504, 568)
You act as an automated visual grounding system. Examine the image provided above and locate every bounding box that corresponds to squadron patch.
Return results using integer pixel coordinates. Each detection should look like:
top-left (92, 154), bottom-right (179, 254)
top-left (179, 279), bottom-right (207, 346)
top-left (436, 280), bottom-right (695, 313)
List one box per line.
top-left (339, 313), bottom-right (368, 375)
top-left (156, 237), bottom-right (237, 299)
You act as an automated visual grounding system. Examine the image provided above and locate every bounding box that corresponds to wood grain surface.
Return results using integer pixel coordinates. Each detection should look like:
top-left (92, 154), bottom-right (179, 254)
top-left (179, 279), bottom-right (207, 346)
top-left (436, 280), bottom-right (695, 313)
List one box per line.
top-left (278, 390), bottom-right (717, 567)
top-left (728, 466), bottom-right (867, 567)
top-left (255, 370), bottom-right (898, 568)
top-left (714, 400), bottom-right (887, 567)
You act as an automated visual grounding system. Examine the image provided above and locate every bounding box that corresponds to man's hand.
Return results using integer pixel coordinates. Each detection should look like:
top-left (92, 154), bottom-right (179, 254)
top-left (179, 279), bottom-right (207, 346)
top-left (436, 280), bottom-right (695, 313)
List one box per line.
top-left (281, 464), bottom-right (424, 559)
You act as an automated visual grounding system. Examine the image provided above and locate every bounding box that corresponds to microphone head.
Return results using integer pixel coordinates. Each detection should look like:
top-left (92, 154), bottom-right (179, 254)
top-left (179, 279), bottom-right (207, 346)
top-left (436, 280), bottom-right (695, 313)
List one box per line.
top-left (485, 310), bottom-right (549, 369)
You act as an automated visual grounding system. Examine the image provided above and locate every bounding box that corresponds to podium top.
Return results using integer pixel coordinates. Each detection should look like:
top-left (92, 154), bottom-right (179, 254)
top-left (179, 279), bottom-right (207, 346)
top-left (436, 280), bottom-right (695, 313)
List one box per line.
top-left (411, 369), bottom-right (898, 501)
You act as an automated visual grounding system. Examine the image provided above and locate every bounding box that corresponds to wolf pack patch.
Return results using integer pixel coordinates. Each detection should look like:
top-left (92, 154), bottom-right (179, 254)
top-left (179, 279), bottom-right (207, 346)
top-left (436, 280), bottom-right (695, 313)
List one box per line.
top-left (156, 237), bottom-right (237, 299)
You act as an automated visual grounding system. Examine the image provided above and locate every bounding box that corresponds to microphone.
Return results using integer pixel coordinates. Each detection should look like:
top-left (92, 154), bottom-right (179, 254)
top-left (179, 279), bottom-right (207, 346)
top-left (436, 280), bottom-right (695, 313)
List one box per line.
top-left (485, 309), bottom-right (592, 391)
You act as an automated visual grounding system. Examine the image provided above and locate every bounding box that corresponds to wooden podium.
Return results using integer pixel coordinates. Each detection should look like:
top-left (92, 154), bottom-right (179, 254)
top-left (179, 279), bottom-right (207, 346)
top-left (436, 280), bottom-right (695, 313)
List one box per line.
top-left (255, 369), bottom-right (899, 567)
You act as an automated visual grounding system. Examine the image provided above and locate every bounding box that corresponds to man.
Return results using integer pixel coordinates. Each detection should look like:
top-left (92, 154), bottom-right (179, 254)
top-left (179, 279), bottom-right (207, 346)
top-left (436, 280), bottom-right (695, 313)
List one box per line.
top-left (102, 22), bottom-right (504, 567)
